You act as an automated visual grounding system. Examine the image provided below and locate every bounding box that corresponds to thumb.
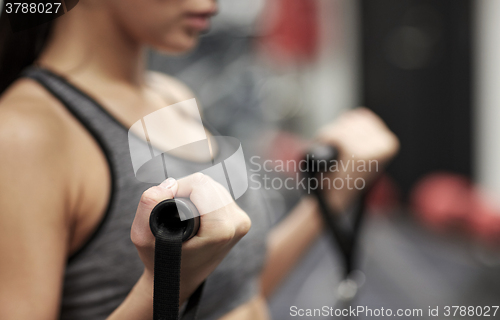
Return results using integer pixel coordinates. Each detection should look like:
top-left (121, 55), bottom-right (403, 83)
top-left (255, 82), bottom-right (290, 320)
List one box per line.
top-left (131, 178), bottom-right (178, 247)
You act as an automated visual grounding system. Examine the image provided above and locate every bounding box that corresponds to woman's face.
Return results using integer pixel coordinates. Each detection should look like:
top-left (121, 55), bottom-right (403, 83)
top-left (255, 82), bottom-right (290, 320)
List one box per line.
top-left (106, 0), bottom-right (217, 53)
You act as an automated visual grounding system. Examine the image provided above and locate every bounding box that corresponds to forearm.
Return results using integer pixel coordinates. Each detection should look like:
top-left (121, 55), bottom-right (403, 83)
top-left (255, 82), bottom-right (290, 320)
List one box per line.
top-left (107, 271), bottom-right (154, 320)
top-left (260, 196), bottom-right (323, 298)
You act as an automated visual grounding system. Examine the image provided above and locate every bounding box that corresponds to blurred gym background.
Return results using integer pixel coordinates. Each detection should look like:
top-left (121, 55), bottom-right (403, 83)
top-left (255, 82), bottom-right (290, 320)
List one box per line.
top-left (149, 0), bottom-right (500, 318)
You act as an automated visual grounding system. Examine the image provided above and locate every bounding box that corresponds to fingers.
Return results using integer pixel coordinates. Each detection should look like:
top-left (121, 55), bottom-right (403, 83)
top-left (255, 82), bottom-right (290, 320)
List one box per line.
top-left (175, 173), bottom-right (234, 216)
top-left (317, 107), bottom-right (400, 161)
top-left (130, 178), bottom-right (178, 248)
top-left (174, 173), bottom-right (250, 245)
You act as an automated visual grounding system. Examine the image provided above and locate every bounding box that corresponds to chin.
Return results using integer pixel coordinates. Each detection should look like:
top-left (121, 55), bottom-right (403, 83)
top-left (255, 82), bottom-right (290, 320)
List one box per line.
top-left (153, 33), bottom-right (199, 56)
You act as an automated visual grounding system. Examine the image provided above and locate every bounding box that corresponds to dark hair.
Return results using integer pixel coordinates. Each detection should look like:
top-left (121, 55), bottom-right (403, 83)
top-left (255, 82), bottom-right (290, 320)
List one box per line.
top-left (0, 13), bottom-right (53, 94)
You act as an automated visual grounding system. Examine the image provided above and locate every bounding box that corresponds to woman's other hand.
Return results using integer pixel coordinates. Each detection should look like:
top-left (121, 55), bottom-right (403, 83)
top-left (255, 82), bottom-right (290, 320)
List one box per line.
top-left (316, 107), bottom-right (400, 212)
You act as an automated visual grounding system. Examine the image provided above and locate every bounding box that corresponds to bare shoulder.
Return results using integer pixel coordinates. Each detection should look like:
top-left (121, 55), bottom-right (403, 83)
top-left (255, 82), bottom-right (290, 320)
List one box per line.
top-left (0, 79), bottom-right (73, 170)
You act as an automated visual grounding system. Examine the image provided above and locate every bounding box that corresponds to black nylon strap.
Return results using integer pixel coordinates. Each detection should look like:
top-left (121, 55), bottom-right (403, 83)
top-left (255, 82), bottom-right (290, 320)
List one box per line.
top-left (153, 225), bottom-right (205, 320)
top-left (153, 229), bottom-right (183, 320)
top-left (303, 145), bottom-right (370, 278)
top-left (311, 187), bottom-right (367, 277)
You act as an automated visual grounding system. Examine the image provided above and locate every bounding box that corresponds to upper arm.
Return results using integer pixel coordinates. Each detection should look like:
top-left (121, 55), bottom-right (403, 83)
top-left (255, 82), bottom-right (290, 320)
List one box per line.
top-left (0, 94), bottom-right (72, 319)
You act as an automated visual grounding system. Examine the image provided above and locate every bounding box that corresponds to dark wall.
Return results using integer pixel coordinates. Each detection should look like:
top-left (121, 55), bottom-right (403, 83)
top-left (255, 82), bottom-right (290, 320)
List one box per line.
top-left (361, 0), bottom-right (473, 198)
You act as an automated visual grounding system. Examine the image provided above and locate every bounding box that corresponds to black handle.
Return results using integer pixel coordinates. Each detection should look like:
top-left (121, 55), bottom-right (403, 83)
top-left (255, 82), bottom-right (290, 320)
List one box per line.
top-left (150, 198), bottom-right (200, 242)
top-left (305, 143), bottom-right (339, 174)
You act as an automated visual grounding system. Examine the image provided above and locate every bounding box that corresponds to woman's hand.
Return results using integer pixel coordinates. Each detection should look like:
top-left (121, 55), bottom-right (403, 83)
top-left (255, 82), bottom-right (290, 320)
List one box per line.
top-left (130, 173), bottom-right (252, 304)
top-left (316, 107), bottom-right (399, 212)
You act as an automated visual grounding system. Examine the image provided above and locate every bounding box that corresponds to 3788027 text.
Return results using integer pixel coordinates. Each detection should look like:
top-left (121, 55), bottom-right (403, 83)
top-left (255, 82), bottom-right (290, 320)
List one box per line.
top-left (431, 306), bottom-right (499, 317)
top-left (4, 2), bottom-right (62, 14)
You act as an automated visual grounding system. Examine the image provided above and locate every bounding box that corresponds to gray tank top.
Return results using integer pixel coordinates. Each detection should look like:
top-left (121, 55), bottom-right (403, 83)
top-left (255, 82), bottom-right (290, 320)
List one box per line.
top-left (23, 67), bottom-right (270, 320)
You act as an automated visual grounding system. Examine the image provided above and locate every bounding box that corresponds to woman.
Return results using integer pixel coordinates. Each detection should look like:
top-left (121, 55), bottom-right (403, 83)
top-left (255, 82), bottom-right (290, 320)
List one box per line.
top-left (0, 1), bottom-right (399, 319)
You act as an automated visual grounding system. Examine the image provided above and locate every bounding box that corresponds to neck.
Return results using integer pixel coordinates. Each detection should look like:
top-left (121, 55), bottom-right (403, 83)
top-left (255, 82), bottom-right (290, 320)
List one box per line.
top-left (39, 5), bottom-right (146, 87)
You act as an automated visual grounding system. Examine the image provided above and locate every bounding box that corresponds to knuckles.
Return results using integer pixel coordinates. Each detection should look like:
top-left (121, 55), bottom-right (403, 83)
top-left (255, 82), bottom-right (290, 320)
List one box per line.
top-left (208, 220), bottom-right (237, 245)
top-left (191, 172), bottom-right (210, 186)
top-left (235, 210), bottom-right (252, 237)
top-left (205, 216), bottom-right (251, 245)
top-left (202, 207), bottom-right (252, 246)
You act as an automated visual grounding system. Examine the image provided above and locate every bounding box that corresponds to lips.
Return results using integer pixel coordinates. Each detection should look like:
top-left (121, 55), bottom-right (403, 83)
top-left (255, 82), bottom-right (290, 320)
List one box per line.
top-left (185, 14), bottom-right (212, 31)
top-left (185, 6), bottom-right (217, 31)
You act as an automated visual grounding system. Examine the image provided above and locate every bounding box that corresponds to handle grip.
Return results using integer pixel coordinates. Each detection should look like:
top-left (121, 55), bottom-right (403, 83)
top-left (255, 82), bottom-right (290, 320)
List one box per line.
top-left (149, 198), bottom-right (200, 242)
top-left (305, 144), bottom-right (339, 175)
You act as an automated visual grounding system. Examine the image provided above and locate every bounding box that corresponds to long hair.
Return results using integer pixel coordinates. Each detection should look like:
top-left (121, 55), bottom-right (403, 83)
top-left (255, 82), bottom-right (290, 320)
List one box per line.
top-left (0, 9), bottom-right (53, 94)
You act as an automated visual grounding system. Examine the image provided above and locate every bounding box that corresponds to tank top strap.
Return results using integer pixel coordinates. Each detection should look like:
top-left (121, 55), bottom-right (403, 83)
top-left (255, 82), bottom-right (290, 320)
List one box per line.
top-left (22, 66), bottom-right (130, 143)
top-left (21, 66), bottom-right (142, 261)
